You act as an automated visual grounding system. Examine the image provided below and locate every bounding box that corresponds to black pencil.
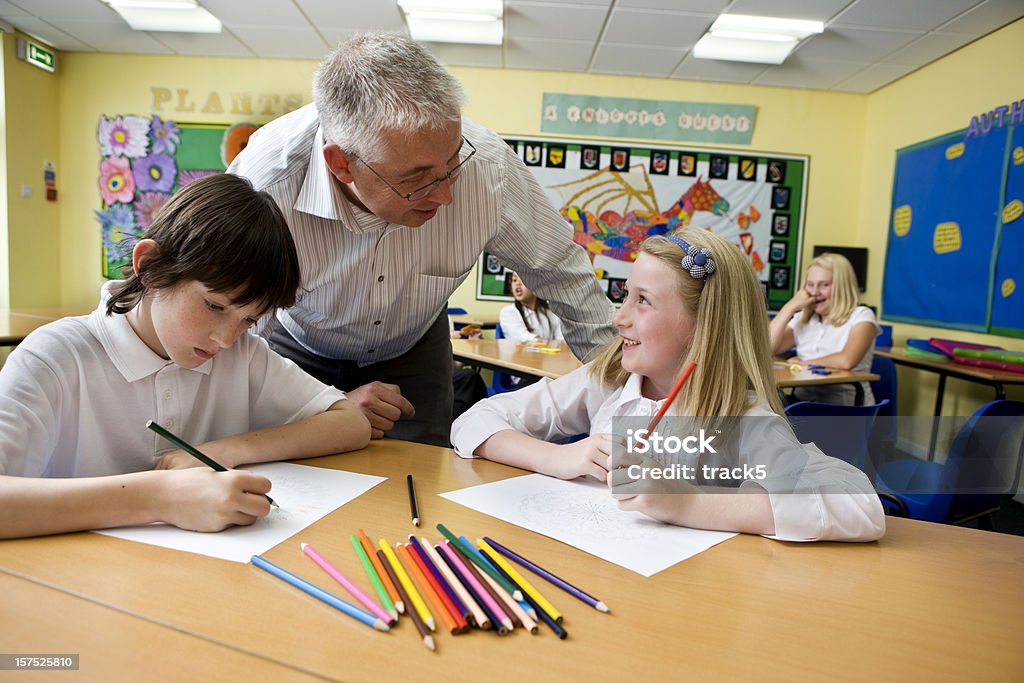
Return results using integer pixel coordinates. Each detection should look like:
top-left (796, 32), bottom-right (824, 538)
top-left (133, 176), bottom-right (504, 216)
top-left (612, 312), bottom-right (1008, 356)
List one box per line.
top-left (407, 474), bottom-right (420, 526)
top-left (146, 420), bottom-right (278, 508)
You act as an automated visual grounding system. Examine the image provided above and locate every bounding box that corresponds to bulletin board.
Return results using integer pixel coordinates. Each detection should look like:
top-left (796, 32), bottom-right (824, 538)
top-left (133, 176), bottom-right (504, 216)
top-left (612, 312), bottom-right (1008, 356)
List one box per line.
top-left (476, 136), bottom-right (808, 310)
top-left (882, 126), bottom-right (1024, 338)
top-left (94, 114), bottom-right (258, 278)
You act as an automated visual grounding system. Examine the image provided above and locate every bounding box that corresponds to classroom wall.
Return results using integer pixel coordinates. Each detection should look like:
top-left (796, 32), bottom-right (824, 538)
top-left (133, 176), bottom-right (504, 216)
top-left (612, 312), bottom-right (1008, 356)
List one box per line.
top-left (1, 32), bottom-right (60, 308)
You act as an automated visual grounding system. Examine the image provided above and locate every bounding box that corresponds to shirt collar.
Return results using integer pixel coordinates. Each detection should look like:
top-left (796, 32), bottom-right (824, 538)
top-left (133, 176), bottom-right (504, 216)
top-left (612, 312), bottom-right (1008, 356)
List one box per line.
top-left (90, 283), bottom-right (213, 382)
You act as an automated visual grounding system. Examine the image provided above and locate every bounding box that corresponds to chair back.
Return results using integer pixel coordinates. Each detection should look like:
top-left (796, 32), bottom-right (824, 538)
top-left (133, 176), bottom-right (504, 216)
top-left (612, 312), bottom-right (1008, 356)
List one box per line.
top-left (877, 324), bottom-right (893, 348)
top-left (869, 356), bottom-right (897, 418)
top-left (489, 323), bottom-right (517, 394)
top-left (785, 400), bottom-right (889, 477)
top-left (447, 306), bottom-right (468, 316)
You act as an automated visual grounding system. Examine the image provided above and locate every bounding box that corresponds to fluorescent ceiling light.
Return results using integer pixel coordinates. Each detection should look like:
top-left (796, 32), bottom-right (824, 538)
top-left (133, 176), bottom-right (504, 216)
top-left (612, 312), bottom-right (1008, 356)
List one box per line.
top-left (693, 13), bottom-right (824, 64)
top-left (101, 0), bottom-right (222, 33)
top-left (398, 0), bottom-right (503, 45)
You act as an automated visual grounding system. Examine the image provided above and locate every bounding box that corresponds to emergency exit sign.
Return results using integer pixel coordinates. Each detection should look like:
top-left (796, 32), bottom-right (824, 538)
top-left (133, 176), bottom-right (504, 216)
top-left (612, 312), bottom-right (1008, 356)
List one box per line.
top-left (17, 38), bottom-right (56, 73)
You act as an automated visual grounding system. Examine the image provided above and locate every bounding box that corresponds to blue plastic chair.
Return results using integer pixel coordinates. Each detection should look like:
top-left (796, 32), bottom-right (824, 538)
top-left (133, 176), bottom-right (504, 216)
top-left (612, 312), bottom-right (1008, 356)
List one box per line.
top-left (447, 307), bottom-right (468, 316)
top-left (875, 400), bottom-right (1024, 528)
top-left (486, 323), bottom-right (518, 396)
top-left (877, 323), bottom-right (893, 348)
top-left (868, 355), bottom-right (899, 460)
top-left (785, 399), bottom-right (889, 478)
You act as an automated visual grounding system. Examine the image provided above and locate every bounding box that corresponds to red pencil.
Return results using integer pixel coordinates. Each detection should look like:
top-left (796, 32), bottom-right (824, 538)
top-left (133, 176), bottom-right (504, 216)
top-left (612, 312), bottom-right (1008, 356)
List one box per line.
top-left (645, 361), bottom-right (697, 435)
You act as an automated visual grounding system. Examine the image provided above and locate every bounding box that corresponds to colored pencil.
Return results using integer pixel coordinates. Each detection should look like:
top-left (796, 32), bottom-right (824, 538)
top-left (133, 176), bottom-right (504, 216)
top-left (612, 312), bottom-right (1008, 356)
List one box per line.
top-left (147, 420), bottom-right (277, 507)
top-left (250, 555), bottom-right (388, 632)
top-left (407, 474), bottom-right (420, 527)
top-left (400, 543), bottom-right (460, 635)
top-left (451, 543), bottom-right (516, 632)
top-left (477, 539), bottom-right (563, 623)
top-left (474, 556), bottom-right (536, 633)
top-left (431, 543), bottom-right (488, 629)
top-left (458, 534), bottom-right (536, 620)
top-left (506, 569), bottom-right (568, 640)
top-left (409, 536), bottom-right (469, 632)
top-left (436, 523), bottom-right (522, 600)
top-left (443, 541), bottom-right (511, 635)
top-left (645, 360), bottom-right (697, 435)
top-left (377, 549), bottom-right (434, 652)
top-left (393, 543), bottom-right (437, 631)
top-left (484, 536), bottom-right (609, 613)
top-left (300, 543), bottom-right (393, 625)
top-left (473, 548), bottom-right (540, 634)
top-left (437, 541), bottom-right (501, 633)
top-left (349, 534), bottom-right (397, 621)
top-left (356, 528), bottom-right (402, 616)
top-left (379, 539), bottom-right (434, 631)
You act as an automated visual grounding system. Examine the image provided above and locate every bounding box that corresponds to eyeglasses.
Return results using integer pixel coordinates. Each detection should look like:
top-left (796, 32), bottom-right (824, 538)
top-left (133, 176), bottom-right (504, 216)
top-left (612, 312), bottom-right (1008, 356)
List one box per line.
top-left (354, 136), bottom-right (476, 202)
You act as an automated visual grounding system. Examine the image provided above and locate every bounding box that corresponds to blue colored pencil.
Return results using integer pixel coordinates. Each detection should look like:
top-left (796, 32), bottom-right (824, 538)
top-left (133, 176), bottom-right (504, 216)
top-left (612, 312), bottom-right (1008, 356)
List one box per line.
top-left (486, 556), bottom-right (567, 640)
top-left (484, 536), bottom-right (610, 613)
top-left (459, 534), bottom-right (536, 620)
top-left (250, 555), bottom-right (390, 632)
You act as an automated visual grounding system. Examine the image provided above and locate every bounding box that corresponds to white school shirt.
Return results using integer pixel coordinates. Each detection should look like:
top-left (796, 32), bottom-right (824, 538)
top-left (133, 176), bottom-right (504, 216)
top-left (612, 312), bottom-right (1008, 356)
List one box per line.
top-left (498, 304), bottom-right (564, 343)
top-left (0, 293), bottom-right (346, 478)
top-left (228, 104), bottom-right (615, 365)
top-left (450, 366), bottom-right (885, 542)
top-left (788, 305), bottom-right (880, 404)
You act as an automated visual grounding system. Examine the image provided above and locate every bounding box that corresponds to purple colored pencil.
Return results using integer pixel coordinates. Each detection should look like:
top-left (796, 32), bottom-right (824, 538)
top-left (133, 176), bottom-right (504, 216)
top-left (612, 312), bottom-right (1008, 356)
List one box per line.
top-left (408, 535), bottom-right (471, 630)
top-left (437, 541), bottom-right (506, 635)
top-left (484, 536), bottom-right (610, 613)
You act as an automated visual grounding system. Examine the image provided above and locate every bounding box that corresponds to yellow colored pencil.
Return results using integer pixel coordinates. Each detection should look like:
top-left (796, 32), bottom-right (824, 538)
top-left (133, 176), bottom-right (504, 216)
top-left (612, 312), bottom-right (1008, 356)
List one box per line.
top-left (379, 538), bottom-right (435, 631)
top-left (478, 539), bottom-right (562, 623)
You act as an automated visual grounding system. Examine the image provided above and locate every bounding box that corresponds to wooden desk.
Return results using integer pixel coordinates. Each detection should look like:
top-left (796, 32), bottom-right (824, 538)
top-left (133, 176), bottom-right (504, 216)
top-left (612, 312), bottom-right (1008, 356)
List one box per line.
top-left (450, 314), bottom-right (499, 330)
top-left (452, 338), bottom-right (582, 380)
top-left (2, 440), bottom-right (1022, 681)
top-left (0, 308), bottom-right (88, 346)
top-left (876, 346), bottom-right (1024, 415)
top-left (774, 363), bottom-right (880, 405)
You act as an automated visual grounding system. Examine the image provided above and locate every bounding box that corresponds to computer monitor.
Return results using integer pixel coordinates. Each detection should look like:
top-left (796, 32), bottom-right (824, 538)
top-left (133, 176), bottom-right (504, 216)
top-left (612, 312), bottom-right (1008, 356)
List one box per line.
top-left (811, 246), bottom-right (868, 293)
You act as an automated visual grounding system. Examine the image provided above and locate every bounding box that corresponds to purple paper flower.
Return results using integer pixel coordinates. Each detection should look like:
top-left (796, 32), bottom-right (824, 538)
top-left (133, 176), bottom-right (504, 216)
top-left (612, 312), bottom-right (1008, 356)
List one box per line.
top-left (150, 115), bottom-right (180, 155)
top-left (134, 191), bottom-right (170, 232)
top-left (178, 168), bottom-right (220, 189)
top-left (133, 152), bottom-right (176, 193)
top-left (98, 115), bottom-right (149, 158)
top-left (96, 204), bottom-right (139, 259)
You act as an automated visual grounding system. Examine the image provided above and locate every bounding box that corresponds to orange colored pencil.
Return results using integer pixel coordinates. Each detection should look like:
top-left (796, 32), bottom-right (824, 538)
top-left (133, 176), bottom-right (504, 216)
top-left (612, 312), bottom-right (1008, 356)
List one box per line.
top-left (397, 543), bottom-right (457, 635)
top-left (357, 528), bottom-right (403, 614)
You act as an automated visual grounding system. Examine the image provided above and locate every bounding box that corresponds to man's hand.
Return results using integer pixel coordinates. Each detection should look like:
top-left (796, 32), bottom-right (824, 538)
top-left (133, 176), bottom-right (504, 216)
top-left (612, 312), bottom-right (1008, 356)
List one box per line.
top-left (345, 382), bottom-right (415, 439)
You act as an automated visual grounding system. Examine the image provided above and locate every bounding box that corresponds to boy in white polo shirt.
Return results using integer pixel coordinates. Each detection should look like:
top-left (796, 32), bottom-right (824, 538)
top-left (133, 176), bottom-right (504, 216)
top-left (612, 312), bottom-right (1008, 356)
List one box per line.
top-left (0, 174), bottom-right (370, 539)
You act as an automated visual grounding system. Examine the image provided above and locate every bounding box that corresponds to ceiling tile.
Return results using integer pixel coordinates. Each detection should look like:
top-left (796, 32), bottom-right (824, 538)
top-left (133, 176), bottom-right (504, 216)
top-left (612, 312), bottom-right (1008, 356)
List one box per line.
top-left (727, 0), bottom-right (853, 22)
top-left (939, 0), bottom-right (1024, 35)
top-left (425, 42), bottom-right (503, 69)
top-left (796, 25), bottom-right (922, 62)
top-left (672, 53), bottom-right (769, 84)
top-left (0, 0), bottom-right (31, 19)
top-left (833, 0), bottom-right (982, 32)
top-left (603, 9), bottom-right (713, 47)
top-left (229, 25), bottom-right (329, 59)
top-left (882, 31), bottom-right (977, 66)
top-left (199, 0), bottom-right (310, 28)
top-left (294, 0), bottom-right (404, 30)
top-left (752, 55), bottom-right (869, 89)
top-left (617, 0), bottom-right (728, 11)
top-left (7, 0), bottom-right (116, 21)
top-left (831, 62), bottom-right (918, 93)
top-left (505, 37), bottom-right (594, 72)
top-left (2, 16), bottom-right (95, 50)
top-left (48, 19), bottom-right (173, 53)
top-left (589, 42), bottom-right (685, 77)
top-left (507, 2), bottom-right (608, 42)
top-left (151, 29), bottom-right (255, 57)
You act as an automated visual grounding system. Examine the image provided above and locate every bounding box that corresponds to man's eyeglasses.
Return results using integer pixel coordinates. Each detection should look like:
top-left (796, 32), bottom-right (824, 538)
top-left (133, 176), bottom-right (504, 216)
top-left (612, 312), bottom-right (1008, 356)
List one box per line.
top-left (354, 136), bottom-right (476, 202)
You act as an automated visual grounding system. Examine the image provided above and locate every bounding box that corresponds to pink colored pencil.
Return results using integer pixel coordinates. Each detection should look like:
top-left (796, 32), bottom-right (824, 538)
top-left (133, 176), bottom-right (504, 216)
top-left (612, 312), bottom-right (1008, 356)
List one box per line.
top-left (440, 540), bottom-right (511, 632)
top-left (420, 538), bottom-right (488, 629)
top-left (300, 543), bottom-right (393, 625)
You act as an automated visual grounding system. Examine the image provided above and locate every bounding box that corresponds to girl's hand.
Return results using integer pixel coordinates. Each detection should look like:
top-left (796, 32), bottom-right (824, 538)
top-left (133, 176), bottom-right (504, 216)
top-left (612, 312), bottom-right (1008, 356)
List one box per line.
top-left (785, 288), bottom-right (815, 313)
top-left (614, 492), bottom-right (695, 526)
top-left (156, 449), bottom-right (204, 470)
top-left (157, 468), bottom-right (272, 532)
top-left (548, 434), bottom-right (615, 481)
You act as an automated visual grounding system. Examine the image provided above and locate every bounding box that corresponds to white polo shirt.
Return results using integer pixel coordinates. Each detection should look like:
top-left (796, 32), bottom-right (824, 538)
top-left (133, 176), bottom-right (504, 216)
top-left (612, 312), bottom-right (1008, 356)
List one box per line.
top-left (0, 294), bottom-right (346, 478)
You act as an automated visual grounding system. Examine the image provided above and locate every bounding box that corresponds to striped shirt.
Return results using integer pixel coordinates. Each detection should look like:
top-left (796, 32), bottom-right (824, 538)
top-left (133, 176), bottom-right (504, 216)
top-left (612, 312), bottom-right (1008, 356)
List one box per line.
top-left (229, 104), bottom-right (615, 365)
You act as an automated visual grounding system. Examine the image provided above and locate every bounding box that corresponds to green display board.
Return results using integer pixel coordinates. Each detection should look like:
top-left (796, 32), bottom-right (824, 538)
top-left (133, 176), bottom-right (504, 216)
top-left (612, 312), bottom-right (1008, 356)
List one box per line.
top-left (477, 136), bottom-right (807, 309)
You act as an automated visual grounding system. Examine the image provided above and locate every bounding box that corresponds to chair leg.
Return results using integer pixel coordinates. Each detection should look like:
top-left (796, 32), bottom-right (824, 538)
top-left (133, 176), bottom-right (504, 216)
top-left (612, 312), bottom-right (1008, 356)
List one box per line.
top-left (978, 514), bottom-right (995, 532)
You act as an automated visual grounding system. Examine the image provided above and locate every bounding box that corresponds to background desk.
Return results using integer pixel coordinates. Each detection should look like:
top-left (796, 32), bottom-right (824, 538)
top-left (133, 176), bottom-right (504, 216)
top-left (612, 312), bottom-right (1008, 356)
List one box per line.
top-left (2, 439), bottom-right (1022, 681)
top-left (0, 308), bottom-right (87, 346)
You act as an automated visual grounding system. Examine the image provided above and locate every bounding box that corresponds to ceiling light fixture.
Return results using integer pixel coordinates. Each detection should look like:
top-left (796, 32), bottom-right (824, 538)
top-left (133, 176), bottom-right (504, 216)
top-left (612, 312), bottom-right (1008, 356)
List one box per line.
top-left (101, 0), bottom-right (222, 33)
top-left (398, 0), bottom-right (503, 46)
top-left (693, 13), bottom-right (824, 65)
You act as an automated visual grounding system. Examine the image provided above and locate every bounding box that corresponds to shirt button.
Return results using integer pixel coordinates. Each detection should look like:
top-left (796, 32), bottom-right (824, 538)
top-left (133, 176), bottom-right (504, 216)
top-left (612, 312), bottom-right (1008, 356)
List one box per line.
top-left (377, 275), bottom-right (385, 282)
top-left (163, 389), bottom-right (172, 400)
top-left (166, 419), bottom-right (175, 428)
top-left (367, 349), bottom-right (375, 354)
top-left (374, 320), bottom-right (381, 326)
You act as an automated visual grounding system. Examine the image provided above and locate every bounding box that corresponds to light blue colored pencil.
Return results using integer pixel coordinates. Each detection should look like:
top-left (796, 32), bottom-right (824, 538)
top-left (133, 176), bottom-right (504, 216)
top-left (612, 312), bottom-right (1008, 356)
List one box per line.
top-left (250, 555), bottom-right (389, 632)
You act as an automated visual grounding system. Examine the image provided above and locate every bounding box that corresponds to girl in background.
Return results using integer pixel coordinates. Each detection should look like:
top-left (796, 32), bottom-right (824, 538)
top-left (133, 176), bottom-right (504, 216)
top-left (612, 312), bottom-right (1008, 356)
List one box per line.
top-left (499, 272), bottom-right (564, 344)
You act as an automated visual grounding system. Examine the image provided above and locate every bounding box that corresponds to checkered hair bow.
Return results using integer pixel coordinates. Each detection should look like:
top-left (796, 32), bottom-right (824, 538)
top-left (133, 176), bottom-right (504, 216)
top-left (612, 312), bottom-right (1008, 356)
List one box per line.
top-left (666, 235), bottom-right (716, 280)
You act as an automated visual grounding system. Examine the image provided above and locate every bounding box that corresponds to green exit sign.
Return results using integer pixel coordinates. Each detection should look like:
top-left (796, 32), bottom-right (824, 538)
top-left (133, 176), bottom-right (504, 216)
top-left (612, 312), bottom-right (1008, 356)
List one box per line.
top-left (16, 38), bottom-right (56, 73)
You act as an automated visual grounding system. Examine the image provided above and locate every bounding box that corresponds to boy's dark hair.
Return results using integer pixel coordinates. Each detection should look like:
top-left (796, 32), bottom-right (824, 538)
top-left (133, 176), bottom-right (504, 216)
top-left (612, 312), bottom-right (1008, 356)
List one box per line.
top-left (106, 173), bottom-right (300, 317)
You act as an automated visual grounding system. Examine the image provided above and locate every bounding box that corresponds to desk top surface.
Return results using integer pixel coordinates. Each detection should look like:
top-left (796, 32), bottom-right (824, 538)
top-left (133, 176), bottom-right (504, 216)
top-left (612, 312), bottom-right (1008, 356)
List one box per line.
top-left (876, 346), bottom-right (1024, 384)
top-left (0, 308), bottom-right (89, 345)
top-left (2, 439), bottom-right (1022, 681)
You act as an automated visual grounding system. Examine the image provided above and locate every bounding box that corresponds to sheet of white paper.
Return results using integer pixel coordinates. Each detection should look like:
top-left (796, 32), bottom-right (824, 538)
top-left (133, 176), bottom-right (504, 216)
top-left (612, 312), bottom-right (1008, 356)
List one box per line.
top-left (441, 474), bottom-right (736, 576)
top-left (95, 463), bottom-right (385, 562)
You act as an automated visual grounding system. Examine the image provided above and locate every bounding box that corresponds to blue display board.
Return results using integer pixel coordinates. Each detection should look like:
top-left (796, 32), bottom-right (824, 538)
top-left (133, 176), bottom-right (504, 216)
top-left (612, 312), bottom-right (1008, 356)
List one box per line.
top-left (882, 126), bottom-right (1024, 338)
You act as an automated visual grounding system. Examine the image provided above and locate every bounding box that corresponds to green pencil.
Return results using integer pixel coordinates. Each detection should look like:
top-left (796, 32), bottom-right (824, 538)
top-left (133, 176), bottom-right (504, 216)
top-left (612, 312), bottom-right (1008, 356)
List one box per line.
top-left (350, 534), bottom-right (396, 618)
top-left (436, 523), bottom-right (523, 600)
top-left (146, 420), bottom-right (278, 508)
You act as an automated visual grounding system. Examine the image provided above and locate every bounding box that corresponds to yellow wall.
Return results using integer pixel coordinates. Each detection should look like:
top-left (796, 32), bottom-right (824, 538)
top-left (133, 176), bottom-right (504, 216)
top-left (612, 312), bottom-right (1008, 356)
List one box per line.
top-left (2, 32), bottom-right (60, 308)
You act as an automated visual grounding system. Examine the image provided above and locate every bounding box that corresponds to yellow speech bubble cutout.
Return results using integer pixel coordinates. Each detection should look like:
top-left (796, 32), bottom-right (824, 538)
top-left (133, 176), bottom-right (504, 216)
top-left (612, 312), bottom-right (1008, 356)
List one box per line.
top-left (893, 205), bottom-right (912, 237)
top-left (1002, 279), bottom-right (1016, 298)
top-left (1014, 147), bottom-right (1024, 165)
top-left (933, 222), bottom-right (962, 254)
top-left (1003, 199), bottom-right (1023, 224)
top-left (945, 142), bottom-right (965, 160)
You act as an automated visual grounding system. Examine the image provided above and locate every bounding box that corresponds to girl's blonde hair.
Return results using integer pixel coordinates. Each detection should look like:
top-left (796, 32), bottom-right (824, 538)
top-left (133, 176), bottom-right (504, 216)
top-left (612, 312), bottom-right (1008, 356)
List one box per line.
top-left (590, 230), bottom-right (782, 420)
top-left (798, 253), bottom-right (859, 327)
